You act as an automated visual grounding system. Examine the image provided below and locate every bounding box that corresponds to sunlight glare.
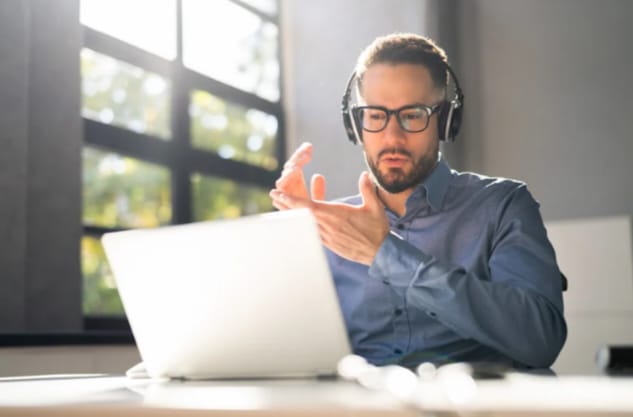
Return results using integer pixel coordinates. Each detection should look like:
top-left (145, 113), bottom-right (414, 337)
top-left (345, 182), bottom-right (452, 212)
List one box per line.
top-left (80, 0), bottom-right (177, 60)
top-left (183, 0), bottom-right (279, 101)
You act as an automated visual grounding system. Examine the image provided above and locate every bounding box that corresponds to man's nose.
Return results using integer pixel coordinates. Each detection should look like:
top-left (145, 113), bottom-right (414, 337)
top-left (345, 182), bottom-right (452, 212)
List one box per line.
top-left (382, 114), bottom-right (407, 143)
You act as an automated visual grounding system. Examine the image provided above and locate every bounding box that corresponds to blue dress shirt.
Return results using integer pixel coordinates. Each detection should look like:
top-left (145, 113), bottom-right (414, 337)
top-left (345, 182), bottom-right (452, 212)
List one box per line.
top-left (326, 158), bottom-right (567, 369)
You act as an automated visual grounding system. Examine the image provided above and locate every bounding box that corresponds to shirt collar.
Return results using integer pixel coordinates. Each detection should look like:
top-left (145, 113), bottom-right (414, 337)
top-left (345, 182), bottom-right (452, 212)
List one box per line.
top-left (408, 155), bottom-right (452, 212)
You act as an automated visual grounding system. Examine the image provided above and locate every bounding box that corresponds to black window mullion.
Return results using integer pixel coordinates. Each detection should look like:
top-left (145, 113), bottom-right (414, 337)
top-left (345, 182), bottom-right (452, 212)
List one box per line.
top-left (274, 111), bottom-right (287, 175)
top-left (82, 26), bottom-right (172, 77)
top-left (186, 148), bottom-right (279, 188)
top-left (171, 0), bottom-right (192, 225)
top-left (83, 225), bottom-right (128, 237)
top-left (231, 0), bottom-right (280, 24)
top-left (274, 0), bottom-right (286, 175)
top-left (184, 69), bottom-right (281, 114)
top-left (84, 119), bottom-right (174, 167)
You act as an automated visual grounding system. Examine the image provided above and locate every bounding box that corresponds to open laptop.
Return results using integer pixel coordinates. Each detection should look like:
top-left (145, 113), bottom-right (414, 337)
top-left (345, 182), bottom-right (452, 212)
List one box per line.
top-left (102, 208), bottom-right (351, 379)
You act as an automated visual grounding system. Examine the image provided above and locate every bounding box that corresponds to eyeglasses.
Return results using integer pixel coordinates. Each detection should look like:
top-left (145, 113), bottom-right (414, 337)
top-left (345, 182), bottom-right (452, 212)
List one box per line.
top-left (353, 104), bottom-right (441, 133)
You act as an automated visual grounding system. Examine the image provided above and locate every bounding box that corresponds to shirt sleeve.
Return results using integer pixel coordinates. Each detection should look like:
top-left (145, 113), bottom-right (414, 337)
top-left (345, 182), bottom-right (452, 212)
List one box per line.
top-left (368, 185), bottom-right (567, 369)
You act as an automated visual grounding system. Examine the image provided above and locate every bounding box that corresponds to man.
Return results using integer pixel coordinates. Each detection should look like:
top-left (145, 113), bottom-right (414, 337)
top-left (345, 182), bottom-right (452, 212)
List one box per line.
top-left (270, 33), bottom-right (566, 369)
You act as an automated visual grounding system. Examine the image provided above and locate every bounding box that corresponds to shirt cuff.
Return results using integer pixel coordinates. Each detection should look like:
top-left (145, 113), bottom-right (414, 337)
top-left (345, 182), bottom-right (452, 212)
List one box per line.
top-left (368, 232), bottom-right (434, 287)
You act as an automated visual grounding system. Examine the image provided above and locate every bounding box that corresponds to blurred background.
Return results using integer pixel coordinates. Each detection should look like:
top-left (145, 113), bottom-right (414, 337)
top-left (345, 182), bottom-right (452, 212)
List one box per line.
top-left (1, 0), bottom-right (632, 376)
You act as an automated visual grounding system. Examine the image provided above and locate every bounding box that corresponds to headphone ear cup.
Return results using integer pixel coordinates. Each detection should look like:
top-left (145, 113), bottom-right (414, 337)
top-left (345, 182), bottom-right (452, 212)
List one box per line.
top-left (437, 99), bottom-right (463, 142)
top-left (351, 108), bottom-right (363, 143)
top-left (342, 108), bottom-right (357, 144)
top-left (436, 100), bottom-right (451, 141)
top-left (341, 72), bottom-right (362, 145)
top-left (447, 101), bottom-right (463, 141)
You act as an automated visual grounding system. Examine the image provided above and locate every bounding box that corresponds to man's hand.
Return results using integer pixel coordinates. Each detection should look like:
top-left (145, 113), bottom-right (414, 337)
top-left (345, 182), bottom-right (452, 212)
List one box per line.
top-left (270, 171), bottom-right (390, 266)
top-left (272, 142), bottom-right (326, 204)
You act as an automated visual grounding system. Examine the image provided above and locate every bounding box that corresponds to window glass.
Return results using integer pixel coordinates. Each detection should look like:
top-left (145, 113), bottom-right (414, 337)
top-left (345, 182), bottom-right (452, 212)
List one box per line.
top-left (190, 90), bottom-right (278, 170)
top-left (78, 0), bottom-right (285, 325)
top-left (82, 235), bottom-right (124, 315)
top-left (191, 174), bottom-right (273, 221)
top-left (183, 0), bottom-right (280, 101)
top-left (81, 48), bottom-right (171, 139)
top-left (83, 147), bottom-right (172, 228)
top-left (80, 0), bottom-right (177, 59)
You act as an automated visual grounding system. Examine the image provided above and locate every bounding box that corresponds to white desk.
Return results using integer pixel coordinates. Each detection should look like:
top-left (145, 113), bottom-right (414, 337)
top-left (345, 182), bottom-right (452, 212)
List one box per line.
top-left (1, 373), bottom-right (633, 416)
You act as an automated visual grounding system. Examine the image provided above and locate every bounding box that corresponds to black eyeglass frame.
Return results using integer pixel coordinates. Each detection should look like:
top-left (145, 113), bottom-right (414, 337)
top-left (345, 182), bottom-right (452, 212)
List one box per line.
top-left (352, 104), bottom-right (441, 133)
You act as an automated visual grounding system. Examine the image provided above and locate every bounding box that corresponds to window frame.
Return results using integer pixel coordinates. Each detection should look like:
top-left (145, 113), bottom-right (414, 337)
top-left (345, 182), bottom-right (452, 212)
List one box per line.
top-left (81, 0), bottom-right (285, 331)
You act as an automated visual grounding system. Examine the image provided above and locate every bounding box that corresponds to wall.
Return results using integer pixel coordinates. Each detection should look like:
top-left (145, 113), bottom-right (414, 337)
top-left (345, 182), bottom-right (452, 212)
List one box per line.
top-left (0, 0), bottom-right (105, 377)
top-left (0, 0), bottom-right (82, 332)
top-left (455, 0), bottom-right (633, 373)
top-left (0, 346), bottom-right (140, 377)
top-left (456, 0), bottom-right (633, 220)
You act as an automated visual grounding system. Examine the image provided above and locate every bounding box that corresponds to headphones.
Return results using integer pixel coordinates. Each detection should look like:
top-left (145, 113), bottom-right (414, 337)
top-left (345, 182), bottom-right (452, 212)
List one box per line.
top-left (341, 62), bottom-right (464, 144)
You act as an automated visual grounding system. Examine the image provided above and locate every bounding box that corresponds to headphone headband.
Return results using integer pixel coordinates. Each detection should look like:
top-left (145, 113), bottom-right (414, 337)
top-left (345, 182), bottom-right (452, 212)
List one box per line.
top-left (341, 62), bottom-right (464, 144)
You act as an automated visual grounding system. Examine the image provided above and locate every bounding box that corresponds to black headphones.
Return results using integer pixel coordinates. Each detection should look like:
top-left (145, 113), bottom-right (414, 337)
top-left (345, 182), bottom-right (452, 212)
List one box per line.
top-left (341, 63), bottom-right (464, 144)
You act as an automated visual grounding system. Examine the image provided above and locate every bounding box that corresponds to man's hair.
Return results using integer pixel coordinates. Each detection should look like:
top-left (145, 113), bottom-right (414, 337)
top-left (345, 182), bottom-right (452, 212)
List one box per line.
top-left (355, 33), bottom-right (449, 91)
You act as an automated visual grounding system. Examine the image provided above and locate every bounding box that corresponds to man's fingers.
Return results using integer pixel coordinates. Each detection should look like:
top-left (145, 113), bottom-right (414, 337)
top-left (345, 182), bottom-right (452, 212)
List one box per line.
top-left (310, 174), bottom-right (326, 201)
top-left (270, 192), bottom-right (292, 211)
top-left (275, 143), bottom-right (313, 196)
top-left (317, 224), bottom-right (331, 245)
top-left (276, 166), bottom-right (304, 188)
top-left (358, 171), bottom-right (382, 210)
top-left (272, 200), bottom-right (293, 211)
top-left (283, 142), bottom-right (313, 169)
top-left (269, 190), bottom-right (311, 210)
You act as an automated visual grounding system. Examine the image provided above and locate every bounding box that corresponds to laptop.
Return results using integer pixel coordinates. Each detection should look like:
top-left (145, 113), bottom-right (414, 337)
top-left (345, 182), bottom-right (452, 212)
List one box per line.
top-left (102, 208), bottom-right (351, 379)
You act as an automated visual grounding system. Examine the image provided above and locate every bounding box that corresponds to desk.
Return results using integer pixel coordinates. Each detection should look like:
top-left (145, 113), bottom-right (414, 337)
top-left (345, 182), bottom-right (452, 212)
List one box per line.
top-left (1, 373), bottom-right (633, 416)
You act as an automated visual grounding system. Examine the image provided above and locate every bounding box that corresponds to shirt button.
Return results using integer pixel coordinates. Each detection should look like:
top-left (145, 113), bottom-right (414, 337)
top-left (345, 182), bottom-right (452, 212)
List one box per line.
top-left (428, 311), bottom-right (437, 318)
top-left (394, 308), bottom-right (403, 316)
top-left (382, 279), bottom-right (389, 285)
top-left (396, 223), bottom-right (405, 230)
top-left (394, 348), bottom-right (403, 355)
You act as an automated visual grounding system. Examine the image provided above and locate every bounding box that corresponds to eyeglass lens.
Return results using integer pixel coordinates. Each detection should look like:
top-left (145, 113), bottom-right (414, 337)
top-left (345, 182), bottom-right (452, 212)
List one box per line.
top-left (360, 106), bottom-right (430, 133)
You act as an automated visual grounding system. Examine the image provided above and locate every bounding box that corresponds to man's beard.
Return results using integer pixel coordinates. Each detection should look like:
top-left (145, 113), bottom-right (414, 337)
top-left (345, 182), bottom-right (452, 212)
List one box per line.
top-left (365, 145), bottom-right (439, 194)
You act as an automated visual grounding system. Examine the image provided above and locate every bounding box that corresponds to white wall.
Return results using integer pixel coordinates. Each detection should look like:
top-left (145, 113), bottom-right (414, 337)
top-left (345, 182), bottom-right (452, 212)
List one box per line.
top-left (455, 0), bottom-right (633, 374)
top-left (281, 0), bottom-right (438, 199)
top-left (546, 216), bottom-right (633, 374)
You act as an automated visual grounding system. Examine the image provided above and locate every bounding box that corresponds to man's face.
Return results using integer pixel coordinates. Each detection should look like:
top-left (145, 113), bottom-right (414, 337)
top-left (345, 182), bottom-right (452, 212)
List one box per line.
top-left (359, 63), bottom-right (441, 194)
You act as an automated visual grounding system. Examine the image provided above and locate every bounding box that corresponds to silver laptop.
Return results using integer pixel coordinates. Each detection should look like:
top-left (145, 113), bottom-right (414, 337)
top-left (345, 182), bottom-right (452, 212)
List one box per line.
top-left (102, 208), bottom-right (351, 379)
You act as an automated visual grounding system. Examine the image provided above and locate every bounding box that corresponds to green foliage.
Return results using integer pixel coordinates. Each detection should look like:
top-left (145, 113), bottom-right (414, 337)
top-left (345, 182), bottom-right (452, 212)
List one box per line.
top-left (82, 147), bottom-right (172, 229)
top-left (192, 174), bottom-right (273, 221)
top-left (190, 90), bottom-right (278, 170)
top-left (81, 49), bottom-right (171, 139)
top-left (82, 236), bottom-right (124, 315)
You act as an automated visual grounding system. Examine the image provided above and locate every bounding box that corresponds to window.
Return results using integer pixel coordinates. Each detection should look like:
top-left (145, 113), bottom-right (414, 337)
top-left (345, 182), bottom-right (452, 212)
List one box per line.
top-left (80, 0), bottom-right (282, 326)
